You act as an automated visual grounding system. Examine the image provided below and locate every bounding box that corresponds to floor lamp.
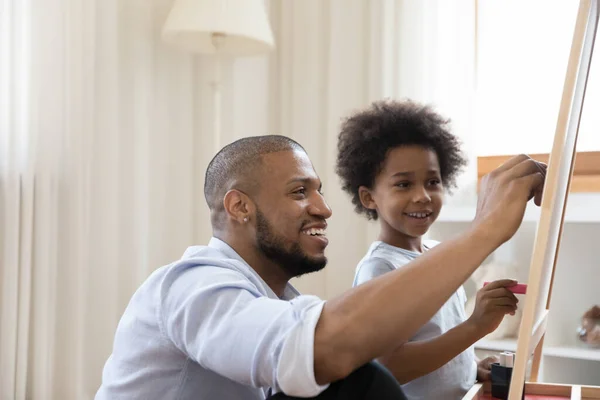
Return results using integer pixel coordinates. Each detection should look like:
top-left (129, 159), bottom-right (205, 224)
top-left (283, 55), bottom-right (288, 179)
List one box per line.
top-left (161, 0), bottom-right (275, 153)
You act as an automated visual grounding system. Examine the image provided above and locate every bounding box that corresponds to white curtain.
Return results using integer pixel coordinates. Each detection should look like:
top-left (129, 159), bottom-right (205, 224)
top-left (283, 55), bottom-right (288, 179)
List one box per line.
top-left (0, 0), bottom-right (475, 398)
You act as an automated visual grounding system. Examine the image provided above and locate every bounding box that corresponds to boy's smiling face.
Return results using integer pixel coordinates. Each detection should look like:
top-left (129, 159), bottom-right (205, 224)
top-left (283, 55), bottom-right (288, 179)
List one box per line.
top-left (359, 145), bottom-right (444, 249)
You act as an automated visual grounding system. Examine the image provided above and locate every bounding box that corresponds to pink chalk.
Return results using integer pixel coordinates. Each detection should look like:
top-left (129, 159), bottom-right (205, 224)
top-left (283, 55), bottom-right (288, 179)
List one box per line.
top-left (483, 282), bottom-right (527, 295)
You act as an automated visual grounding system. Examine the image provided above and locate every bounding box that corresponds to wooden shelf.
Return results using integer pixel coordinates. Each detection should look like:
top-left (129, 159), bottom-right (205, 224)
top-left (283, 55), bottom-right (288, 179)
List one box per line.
top-left (475, 339), bottom-right (600, 362)
top-left (475, 338), bottom-right (518, 352)
top-left (543, 345), bottom-right (600, 362)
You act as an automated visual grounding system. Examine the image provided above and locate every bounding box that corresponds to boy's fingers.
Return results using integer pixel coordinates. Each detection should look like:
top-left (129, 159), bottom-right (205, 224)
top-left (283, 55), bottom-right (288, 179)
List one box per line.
top-left (482, 287), bottom-right (517, 298)
top-left (482, 356), bottom-right (499, 367)
top-left (482, 288), bottom-right (519, 303)
top-left (479, 370), bottom-right (491, 381)
top-left (488, 298), bottom-right (518, 308)
top-left (483, 279), bottom-right (518, 291)
top-left (492, 305), bottom-right (518, 315)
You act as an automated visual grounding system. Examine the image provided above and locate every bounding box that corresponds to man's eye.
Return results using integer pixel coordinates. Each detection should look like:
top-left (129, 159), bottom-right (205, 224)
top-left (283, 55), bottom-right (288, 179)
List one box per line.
top-left (396, 182), bottom-right (410, 188)
top-left (293, 188), bottom-right (306, 195)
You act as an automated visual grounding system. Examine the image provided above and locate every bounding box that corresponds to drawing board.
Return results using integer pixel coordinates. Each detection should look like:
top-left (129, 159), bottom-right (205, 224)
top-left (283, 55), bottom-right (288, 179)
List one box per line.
top-left (464, 0), bottom-right (600, 398)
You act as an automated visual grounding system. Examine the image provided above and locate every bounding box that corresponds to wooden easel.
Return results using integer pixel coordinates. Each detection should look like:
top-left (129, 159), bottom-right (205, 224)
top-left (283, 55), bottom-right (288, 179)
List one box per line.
top-left (464, 0), bottom-right (600, 399)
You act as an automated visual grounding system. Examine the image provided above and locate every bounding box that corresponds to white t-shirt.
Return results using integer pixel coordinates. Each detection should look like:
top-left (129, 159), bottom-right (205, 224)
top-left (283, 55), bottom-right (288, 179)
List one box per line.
top-left (353, 240), bottom-right (477, 400)
top-left (95, 237), bottom-right (329, 400)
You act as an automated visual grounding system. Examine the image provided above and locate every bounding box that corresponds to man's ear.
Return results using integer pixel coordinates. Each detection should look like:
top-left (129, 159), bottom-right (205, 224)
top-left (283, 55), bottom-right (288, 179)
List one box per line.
top-left (223, 189), bottom-right (255, 224)
top-left (358, 186), bottom-right (377, 211)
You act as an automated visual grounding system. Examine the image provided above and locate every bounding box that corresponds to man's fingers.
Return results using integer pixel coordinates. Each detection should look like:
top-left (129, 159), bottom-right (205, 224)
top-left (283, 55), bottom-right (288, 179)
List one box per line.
top-left (494, 154), bottom-right (533, 174)
top-left (522, 171), bottom-right (545, 204)
top-left (534, 186), bottom-right (544, 206)
top-left (536, 161), bottom-right (548, 175)
top-left (522, 161), bottom-right (546, 205)
top-left (504, 158), bottom-right (546, 181)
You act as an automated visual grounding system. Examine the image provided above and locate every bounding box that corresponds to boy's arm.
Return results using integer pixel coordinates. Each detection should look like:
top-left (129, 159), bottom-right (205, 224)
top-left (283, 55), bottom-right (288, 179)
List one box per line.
top-left (379, 320), bottom-right (481, 383)
top-left (379, 279), bottom-right (519, 383)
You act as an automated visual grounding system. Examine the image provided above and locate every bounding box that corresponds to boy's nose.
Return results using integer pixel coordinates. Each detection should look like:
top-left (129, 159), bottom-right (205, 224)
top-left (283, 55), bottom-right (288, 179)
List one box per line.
top-left (413, 187), bottom-right (432, 203)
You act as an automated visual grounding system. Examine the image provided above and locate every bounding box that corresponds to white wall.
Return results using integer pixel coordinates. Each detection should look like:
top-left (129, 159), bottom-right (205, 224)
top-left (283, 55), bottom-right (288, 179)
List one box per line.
top-left (476, 0), bottom-right (600, 156)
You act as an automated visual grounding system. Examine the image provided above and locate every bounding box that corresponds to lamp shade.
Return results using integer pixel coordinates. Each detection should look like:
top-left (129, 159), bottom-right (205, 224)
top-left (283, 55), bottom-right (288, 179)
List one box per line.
top-left (161, 0), bottom-right (275, 55)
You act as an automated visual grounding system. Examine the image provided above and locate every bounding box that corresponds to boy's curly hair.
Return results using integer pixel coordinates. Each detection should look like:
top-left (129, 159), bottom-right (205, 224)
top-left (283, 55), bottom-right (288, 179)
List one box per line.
top-left (335, 99), bottom-right (468, 220)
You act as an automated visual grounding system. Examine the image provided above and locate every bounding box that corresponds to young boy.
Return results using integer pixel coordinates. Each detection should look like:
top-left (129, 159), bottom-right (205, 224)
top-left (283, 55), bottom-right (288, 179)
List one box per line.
top-left (335, 99), bottom-right (519, 400)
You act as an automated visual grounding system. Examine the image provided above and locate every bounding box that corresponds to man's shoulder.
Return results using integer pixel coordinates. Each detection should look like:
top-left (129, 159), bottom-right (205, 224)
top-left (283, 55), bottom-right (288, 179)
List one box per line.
top-left (180, 244), bottom-right (223, 260)
top-left (161, 243), bottom-right (284, 301)
top-left (163, 249), bottom-right (255, 287)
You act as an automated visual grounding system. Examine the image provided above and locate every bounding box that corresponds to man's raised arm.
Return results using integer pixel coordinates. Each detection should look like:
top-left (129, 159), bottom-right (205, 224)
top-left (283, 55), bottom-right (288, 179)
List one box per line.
top-left (312, 155), bottom-right (546, 384)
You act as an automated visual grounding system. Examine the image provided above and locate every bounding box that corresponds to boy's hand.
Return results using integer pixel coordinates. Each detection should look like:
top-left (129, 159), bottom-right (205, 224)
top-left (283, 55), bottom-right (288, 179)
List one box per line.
top-left (477, 356), bottom-right (499, 381)
top-left (467, 279), bottom-right (519, 336)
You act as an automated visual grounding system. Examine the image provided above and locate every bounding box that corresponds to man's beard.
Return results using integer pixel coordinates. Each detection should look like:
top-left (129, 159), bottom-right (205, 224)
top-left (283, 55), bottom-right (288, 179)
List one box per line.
top-left (255, 209), bottom-right (327, 278)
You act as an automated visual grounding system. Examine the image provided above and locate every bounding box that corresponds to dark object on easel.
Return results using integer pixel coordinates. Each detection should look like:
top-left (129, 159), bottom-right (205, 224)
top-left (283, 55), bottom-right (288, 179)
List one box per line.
top-left (490, 363), bottom-right (524, 400)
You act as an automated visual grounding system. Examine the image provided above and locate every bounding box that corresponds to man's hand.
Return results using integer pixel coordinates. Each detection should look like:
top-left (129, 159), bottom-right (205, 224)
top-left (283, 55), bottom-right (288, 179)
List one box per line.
top-left (477, 356), bottom-right (499, 381)
top-left (475, 154), bottom-right (547, 247)
top-left (467, 279), bottom-right (519, 337)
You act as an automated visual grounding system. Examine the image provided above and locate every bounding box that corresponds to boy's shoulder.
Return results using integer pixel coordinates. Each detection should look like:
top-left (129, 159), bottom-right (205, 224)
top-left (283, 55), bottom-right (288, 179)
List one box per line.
top-left (358, 238), bottom-right (441, 268)
top-left (367, 238), bottom-right (441, 254)
top-left (363, 241), bottom-right (408, 263)
top-left (353, 239), bottom-right (444, 287)
top-left (423, 238), bottom-right (441, 249)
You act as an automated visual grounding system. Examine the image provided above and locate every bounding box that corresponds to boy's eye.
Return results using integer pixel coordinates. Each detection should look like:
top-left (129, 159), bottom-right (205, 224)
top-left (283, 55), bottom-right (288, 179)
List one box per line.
top-left (428, 179), bottom-right (441, 186)
top-left (396, 182), bottom-right (411, 188)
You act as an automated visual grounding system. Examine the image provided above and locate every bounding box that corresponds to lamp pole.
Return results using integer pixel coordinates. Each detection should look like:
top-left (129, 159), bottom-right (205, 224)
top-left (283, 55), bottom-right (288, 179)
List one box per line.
top-left (211, 32), bottom-right (225, 154)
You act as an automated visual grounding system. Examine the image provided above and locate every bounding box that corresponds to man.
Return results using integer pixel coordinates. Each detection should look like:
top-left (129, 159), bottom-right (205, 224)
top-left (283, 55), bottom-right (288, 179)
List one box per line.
top-left (95, 135), bottom-right (545, 399)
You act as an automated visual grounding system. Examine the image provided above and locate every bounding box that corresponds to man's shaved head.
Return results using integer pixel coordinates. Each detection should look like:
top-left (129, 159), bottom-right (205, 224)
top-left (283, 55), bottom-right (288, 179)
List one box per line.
top-left (204, 135), bottom-right (305, 224)
top-left (204, 134), bottom-right (331, 280)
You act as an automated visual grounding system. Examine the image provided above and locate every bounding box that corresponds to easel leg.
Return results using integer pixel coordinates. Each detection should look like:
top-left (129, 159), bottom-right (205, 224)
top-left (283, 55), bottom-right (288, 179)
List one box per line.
top-left (530, 334), bottom-right (545, 382)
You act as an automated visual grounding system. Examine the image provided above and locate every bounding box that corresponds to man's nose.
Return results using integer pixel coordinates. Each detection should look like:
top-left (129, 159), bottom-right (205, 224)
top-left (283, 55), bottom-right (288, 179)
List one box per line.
top-left (308, 192), bottom-right (333, 219)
